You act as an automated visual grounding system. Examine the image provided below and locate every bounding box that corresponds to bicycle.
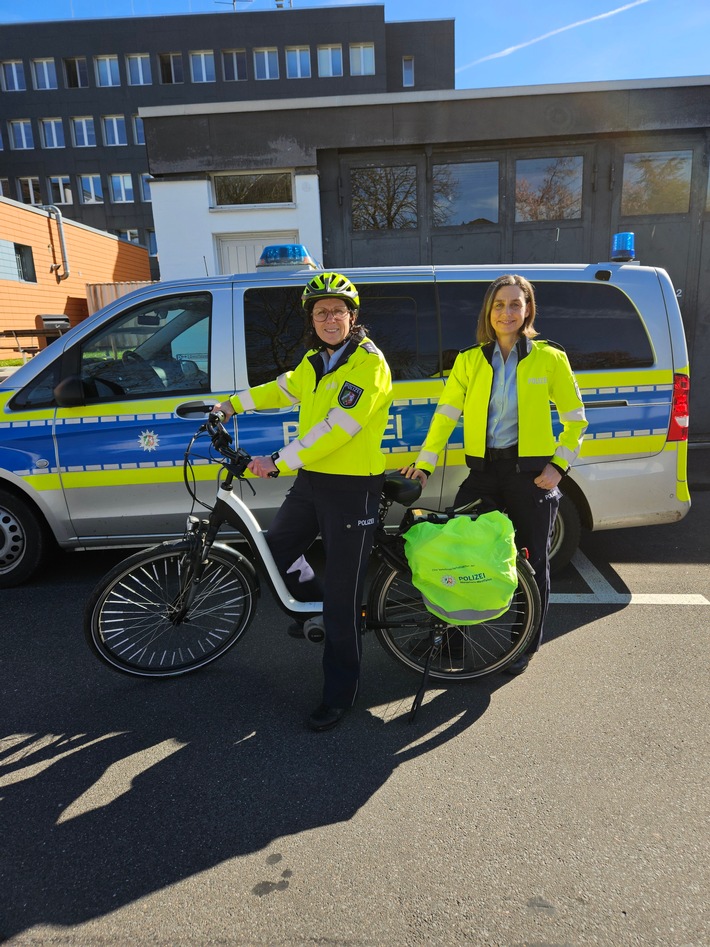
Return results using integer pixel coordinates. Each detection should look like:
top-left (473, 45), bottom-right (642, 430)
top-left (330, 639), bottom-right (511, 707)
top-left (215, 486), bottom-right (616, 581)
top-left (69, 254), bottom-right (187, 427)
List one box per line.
top-left (84, 413), bottom-right (541, 718)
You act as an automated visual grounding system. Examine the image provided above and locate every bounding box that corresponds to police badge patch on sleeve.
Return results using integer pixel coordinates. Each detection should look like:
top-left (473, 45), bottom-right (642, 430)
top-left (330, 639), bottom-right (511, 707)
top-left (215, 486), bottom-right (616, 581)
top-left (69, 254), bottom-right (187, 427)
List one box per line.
top-left (338, 381), bottom-right (364, 408)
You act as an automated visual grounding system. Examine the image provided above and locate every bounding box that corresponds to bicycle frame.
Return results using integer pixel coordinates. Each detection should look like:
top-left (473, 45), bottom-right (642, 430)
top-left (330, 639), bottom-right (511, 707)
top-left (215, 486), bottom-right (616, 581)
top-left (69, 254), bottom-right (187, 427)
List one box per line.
top-left (207, 488), bottom-right (323, 620)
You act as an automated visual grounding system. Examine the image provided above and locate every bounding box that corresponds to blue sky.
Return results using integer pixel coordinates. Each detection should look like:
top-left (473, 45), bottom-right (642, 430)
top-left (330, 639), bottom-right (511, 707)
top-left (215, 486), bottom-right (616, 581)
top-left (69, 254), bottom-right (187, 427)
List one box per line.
top-left (1, 0), bottom-right (708, 90)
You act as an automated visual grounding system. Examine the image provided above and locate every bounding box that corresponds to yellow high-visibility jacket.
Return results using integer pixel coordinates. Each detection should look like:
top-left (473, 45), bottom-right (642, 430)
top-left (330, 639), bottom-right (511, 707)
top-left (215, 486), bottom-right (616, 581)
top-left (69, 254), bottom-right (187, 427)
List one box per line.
top-left (229, 333), bottom-right (392, 477)
top-left (415, 337), bottom-right (587, 474)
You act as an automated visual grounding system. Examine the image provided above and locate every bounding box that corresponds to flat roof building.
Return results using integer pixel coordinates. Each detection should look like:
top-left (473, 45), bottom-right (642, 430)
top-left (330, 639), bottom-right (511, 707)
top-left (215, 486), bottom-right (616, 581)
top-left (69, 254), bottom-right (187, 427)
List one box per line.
top-left (0, 4), bottom-right (454, 279)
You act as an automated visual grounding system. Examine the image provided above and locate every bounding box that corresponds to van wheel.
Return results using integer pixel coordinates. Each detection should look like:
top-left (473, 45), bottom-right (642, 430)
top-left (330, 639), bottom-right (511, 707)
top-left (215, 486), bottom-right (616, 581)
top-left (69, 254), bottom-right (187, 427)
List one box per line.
top-left (0, 490), bottom-right (49, 587)
top-left (550, 494), bottom-right (581, 574)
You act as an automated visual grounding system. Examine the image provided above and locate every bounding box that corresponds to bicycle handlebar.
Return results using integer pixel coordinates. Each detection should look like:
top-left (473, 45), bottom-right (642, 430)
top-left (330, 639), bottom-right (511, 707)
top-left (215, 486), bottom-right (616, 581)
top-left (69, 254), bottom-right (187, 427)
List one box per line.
top-left (204, 412), bottom-right (252, 477)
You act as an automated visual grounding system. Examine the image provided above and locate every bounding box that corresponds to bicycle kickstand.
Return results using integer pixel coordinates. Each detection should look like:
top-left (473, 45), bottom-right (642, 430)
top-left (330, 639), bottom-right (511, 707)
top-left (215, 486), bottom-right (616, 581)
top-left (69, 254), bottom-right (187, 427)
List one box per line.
top-left (408, 627), bottom-right (444, 723)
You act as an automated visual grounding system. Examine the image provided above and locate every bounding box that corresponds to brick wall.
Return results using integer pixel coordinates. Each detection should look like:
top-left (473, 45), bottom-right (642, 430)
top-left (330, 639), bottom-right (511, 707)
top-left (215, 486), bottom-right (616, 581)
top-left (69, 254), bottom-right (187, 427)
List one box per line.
top-left (0, 197), bottom-right (151, 340)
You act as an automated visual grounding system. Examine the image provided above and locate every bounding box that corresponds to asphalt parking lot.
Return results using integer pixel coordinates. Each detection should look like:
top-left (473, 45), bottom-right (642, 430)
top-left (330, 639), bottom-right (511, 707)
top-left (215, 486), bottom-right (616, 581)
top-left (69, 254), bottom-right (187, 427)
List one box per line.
top-left (0, 446), bottom-right (708, 946)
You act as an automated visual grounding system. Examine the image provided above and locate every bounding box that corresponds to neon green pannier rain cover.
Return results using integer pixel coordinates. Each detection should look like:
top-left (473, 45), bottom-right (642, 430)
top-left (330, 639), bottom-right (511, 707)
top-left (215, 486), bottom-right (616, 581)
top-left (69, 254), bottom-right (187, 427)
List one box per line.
top-left (403, 511), bottom-right (518, 625)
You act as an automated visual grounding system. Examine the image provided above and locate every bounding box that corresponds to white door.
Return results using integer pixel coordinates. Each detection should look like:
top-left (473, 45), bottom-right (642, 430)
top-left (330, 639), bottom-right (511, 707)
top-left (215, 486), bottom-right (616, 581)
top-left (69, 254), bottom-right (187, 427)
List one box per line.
top-left (217, 231), bottom-right (299, 274)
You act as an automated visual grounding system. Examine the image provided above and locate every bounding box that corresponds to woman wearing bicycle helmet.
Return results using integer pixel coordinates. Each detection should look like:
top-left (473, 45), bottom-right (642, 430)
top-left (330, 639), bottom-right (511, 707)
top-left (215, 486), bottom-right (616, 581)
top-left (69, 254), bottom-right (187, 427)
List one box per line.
top-left (214, 272), bottom-right (392, 732)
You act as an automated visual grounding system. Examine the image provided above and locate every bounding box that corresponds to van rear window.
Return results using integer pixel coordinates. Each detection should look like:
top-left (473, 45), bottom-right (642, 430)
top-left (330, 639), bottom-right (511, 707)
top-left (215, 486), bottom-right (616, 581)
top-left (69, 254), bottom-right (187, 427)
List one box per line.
top-left (437, 281), bottom-right (655, 370)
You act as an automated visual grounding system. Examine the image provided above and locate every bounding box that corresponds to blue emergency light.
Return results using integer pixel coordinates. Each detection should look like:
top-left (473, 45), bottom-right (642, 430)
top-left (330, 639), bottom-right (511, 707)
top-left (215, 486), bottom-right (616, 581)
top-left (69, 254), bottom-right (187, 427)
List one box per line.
top-left (611, 232), bottom-right (635, 262)
top-left (257, 244), bottom-right (319, 269)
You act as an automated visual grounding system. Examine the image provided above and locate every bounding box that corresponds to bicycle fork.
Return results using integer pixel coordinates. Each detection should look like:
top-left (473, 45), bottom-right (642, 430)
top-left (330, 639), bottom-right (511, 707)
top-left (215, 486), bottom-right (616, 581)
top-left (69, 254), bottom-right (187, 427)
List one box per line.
top-left (168, 511), bottom-right (222, 624)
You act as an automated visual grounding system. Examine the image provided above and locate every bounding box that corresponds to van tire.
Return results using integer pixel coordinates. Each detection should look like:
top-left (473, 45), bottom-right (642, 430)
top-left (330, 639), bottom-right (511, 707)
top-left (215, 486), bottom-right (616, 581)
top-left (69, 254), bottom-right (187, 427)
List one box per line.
top-left (0, 490), bottom-right (49, 588)
top-left (550, 493), bottom-right (581, 574)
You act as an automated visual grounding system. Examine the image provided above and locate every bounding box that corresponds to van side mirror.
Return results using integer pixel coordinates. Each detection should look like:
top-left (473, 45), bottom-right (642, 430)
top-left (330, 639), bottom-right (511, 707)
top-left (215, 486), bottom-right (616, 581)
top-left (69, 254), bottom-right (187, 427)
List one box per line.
top-left (54, 375), bottom-right (86, 407)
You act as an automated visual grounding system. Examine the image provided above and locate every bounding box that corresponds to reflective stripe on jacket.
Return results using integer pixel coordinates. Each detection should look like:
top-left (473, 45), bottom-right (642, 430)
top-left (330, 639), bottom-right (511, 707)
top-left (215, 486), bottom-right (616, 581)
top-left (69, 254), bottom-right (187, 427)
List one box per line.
top-left (230, 333), bottom-right (393, 476)
top-left (415, 337), bottom-right (587, 474)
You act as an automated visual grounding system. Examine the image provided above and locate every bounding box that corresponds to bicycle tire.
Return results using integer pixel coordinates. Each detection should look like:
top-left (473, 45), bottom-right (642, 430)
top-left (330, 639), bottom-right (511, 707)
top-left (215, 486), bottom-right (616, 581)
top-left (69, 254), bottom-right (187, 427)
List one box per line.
top-left (368, 554), bottom-right (541, 680)
top-left (84, 541), bottom-right (258, 678)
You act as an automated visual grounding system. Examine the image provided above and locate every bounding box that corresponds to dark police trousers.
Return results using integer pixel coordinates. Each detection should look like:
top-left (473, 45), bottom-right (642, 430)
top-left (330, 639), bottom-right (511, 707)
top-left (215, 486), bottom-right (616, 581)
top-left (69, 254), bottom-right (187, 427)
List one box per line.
top-left (454, 458), bottom-right (561, 651)
top-left (266, 469), bottom-right (383, 708)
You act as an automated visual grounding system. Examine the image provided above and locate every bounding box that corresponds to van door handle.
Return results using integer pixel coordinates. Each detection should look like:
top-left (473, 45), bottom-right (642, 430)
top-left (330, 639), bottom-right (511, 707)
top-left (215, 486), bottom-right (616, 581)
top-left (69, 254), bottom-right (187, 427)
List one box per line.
top-left (176, 400), bottom-right (214, 418)
top-left (583, 400), bottom-right (629, 408)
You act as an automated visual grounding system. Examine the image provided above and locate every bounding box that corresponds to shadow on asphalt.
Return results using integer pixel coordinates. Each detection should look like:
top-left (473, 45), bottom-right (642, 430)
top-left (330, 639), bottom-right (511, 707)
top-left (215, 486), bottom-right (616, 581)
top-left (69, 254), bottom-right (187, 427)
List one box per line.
top-left (0, 550), bottom-right (511, 940)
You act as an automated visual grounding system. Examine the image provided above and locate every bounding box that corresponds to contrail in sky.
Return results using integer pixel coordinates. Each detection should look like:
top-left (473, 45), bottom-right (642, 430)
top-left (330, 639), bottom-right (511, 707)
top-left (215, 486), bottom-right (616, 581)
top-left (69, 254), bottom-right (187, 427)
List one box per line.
top-left (456, 0), bottom-right (651, 73)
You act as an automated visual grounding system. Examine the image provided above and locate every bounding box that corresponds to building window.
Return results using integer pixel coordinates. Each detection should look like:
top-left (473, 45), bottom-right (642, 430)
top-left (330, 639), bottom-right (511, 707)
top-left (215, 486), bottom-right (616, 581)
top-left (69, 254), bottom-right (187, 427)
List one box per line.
top-left (351, 165), bottom-right (418, 230)
top-left (48, 175), bottom-right (73, 205)
top-left (118, 229), bottom-right (140, 243)
top-left (78, 174), bottom-right (103, 203)
top-left (222, 49), bottom-right (247, 81)
top-left (40, 118), bottom-right (65, 149)
top-left (213, 172), bottom-right (292, 206)
top-left (71, 116), bottom-right (96, 147)
top-left (1, 61), bottom-right (26, 92)
top-left (126, 54), bottom-right (152, 86)
top-left (286, 47), bottom-right (311, 79)
top-left (0, 179), bottom-right (9, 197)
top-left (95, 55), bottom-right (120, 87)
top-left (32, 59), bottom-right (58, 90)
top-left (109, 173), bottom-right (134, 203)
top-left (402, 56), bottom-right (414, 87)
top-left (432, 161), bottom-right (500, 226)
top-left (18, 177), bottom-right (42, 205)
top-left (140, 174), bottom-right (152, 202)
top-left (515, 155), bottom-right (584, 221)
top-left (102, 115), bottom-right (127, 147)
top-left (190, 51), bottom-right (215, 83)
top-left (4, 243), bottom-right (37, 282)
top-left (146, 230), bottom-right (158, 256)
top-left (133, 115), bottom-right (145, 146)
top-left (9, 120), bottom-right (34, 150)
top-left (64, 56), bottom-right (89, 89)
top-left (349, 43), bottom-right (375, 77)
top-left (159, 53), bottom-right (184, 84)
top-left (253, 48), bottom-right (279, 80)
top-left (317, 46), bottom-right (343, 78)
top-left (621, 150), bottom-right (693, 216)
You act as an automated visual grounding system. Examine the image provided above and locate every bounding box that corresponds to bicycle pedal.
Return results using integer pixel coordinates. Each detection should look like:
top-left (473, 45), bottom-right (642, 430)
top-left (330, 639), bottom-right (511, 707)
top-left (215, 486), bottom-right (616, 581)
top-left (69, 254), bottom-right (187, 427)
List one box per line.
top-left (303, 615), bottom-right (325, 642)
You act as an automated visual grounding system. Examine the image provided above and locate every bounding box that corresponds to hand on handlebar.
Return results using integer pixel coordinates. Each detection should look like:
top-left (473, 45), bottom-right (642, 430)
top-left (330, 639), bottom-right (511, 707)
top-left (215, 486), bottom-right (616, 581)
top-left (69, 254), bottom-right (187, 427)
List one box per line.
top-left (400, 464), bottom-right (429, 485)
top-left (248, 455), bottom-right (279, 479)
top-left (211, 400), bottom-right (235, 421)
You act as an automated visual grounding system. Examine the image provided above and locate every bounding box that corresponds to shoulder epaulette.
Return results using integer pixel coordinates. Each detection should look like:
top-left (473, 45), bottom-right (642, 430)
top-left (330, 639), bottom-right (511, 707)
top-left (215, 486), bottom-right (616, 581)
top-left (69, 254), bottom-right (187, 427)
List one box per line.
top-left (460, 342), bottom-right (484, 353)
top-left (537, 338), bottom-right (566, 352)
top-left (360, 339), bottom-right (381, 356)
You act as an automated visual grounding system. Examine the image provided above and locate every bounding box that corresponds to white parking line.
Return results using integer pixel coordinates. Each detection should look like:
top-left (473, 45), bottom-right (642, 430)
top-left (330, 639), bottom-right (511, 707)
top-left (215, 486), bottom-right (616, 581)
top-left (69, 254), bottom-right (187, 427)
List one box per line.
top-left (550, 550), bottom-right (710, 605)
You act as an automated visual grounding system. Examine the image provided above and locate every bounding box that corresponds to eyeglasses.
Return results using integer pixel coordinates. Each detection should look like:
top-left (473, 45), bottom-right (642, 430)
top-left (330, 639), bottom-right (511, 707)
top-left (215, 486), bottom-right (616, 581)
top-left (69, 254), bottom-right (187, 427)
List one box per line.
top-left (312, 308), bottom-right (351, 322)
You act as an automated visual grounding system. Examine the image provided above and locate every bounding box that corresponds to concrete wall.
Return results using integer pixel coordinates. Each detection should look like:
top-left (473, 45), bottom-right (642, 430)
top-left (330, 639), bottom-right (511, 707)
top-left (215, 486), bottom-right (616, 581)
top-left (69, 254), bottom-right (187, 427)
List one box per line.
top-left (150, 172), bottom-right (323, 280)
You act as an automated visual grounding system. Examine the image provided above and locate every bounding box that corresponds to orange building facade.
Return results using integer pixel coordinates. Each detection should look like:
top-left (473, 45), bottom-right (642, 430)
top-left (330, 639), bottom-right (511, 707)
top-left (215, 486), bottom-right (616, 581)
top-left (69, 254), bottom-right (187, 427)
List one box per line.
top-left (0, 196), bottom-right (151, 354)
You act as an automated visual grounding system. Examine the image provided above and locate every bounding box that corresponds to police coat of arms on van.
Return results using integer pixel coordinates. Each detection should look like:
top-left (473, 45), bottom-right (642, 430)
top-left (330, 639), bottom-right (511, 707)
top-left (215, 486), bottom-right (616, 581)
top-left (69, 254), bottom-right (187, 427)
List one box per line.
top-left (338, 382), bottom-right (363, 408)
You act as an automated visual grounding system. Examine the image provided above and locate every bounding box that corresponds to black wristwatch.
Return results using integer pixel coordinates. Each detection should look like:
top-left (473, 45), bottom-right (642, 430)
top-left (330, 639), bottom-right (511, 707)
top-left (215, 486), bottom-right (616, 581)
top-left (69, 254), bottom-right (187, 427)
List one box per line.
top-left (268, 451), bottom-right (281, 478)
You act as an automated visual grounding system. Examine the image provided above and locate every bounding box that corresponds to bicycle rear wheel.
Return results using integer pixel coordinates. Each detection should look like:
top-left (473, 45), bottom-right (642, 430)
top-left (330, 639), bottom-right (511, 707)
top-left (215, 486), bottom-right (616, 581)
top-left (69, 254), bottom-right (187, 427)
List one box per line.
top-left (84, 541), bottom-right (258, 678)
top-left (368, 554), bottom-right (541, 680)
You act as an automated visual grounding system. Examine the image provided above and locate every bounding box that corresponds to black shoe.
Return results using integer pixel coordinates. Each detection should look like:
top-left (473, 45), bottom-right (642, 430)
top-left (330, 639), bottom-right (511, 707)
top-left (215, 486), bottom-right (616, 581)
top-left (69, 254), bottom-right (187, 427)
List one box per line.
top-left (308, 704), bottom-right (347, 732)
top-left (504, 654), bottom-right (530, 676)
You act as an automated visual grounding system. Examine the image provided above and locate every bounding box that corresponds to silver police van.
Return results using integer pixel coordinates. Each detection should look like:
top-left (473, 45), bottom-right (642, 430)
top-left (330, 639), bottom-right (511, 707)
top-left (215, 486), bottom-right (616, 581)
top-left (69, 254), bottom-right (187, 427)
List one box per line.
top-left (0, 242), bottom-right (691, 586)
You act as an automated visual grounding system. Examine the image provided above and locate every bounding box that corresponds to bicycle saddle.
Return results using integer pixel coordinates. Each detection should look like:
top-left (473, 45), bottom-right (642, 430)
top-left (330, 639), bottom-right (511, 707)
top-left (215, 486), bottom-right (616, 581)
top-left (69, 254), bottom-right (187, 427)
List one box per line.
top-left (383, 471), bottom-right (422, 506)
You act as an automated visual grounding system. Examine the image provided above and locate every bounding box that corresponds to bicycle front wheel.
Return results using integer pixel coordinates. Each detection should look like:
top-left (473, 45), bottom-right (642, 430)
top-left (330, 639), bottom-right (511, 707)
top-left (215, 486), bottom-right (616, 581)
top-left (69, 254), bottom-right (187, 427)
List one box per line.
top-left (369, 555), bottom-right (541, 681)
top-left (84, 542), bottom-right (258, 678)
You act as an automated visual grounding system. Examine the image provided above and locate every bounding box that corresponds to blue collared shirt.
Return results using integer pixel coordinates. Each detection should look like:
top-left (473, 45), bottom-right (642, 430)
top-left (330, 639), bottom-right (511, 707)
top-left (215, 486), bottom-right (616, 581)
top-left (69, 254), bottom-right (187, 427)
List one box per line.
top-left (320, 341), bottom-right (348, 373)
top-left (487, 342), bottom-right (518, 448)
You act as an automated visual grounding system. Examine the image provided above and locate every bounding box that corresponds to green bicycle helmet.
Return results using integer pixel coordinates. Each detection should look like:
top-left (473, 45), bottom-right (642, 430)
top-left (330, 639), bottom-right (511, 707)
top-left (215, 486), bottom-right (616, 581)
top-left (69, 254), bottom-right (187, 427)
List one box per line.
top-left (301, 272), bottom-right (360, 312)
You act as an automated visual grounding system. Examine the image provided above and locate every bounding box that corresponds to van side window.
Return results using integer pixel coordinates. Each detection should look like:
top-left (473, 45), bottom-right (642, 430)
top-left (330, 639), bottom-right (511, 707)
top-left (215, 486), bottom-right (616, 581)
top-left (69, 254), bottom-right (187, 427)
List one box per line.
top-left (532, 283), bottom-right (654, 370)
top-left (437, 281), bottom-right (654, 370)
top-left (244, 282), bottom-right (440, 383)
top-left (358, 282), bottom-right (438, 380)
top-left (78, 293), bottom-right (211, 401)
top-left (244, 286), bottom-right (307, 387)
